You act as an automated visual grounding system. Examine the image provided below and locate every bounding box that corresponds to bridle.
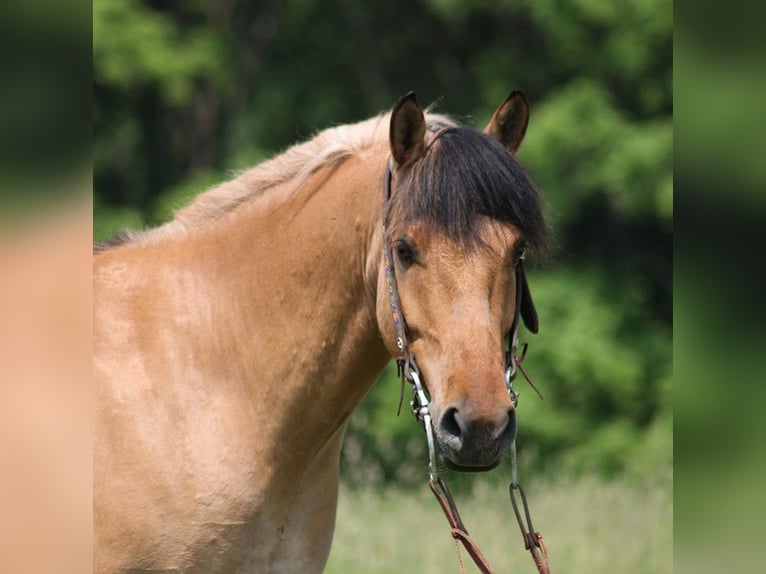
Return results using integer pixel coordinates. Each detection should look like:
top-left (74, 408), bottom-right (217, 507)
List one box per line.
top-left (381, 154), bottom-right (551, 574)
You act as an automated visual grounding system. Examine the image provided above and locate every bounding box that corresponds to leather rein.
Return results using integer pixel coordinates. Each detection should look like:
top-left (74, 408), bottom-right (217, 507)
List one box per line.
top-left (381, 158), bottom-right (551, 574)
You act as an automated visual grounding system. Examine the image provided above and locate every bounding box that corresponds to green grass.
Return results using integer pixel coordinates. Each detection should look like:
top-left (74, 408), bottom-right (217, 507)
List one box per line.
top-left (326, 469), bottom-right (671, 574)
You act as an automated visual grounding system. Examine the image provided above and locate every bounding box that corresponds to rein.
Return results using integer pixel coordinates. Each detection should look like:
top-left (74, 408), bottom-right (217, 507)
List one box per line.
top-left (381, 160), bottom-right (551, 574)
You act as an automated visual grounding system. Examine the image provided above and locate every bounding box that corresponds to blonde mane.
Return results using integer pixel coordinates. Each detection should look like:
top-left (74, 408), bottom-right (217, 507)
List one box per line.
top-left (174, 114), bottom-right (390, 230)
top-left (97, 110), bottom-right (454, 249)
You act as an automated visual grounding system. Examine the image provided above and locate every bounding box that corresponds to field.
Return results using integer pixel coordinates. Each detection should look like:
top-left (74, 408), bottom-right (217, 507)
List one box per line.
top-left (326, 468), bottom-right (672, 574)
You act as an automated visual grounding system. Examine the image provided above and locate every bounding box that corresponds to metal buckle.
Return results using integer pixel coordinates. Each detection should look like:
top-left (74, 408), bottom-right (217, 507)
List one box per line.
top-left (407, 364), bottom-right (437, 480)
top-left (505, 364), bottom-right (520, 407)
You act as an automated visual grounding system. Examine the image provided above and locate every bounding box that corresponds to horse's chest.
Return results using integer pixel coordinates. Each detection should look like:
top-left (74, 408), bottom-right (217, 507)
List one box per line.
top-left (193, 488), bottom-right (337, 574)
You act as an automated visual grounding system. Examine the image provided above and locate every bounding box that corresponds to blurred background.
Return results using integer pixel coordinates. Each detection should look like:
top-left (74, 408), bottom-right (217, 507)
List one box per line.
top-left (93, 0), bottom-right (672, 571)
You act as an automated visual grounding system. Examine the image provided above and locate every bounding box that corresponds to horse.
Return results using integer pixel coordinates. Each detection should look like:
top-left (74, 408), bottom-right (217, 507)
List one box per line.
top-left (94, 90), bottom-right (548, 573)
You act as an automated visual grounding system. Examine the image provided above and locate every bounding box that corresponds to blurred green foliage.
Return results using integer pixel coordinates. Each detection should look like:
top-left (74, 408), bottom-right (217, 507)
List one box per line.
top-left (94, 0), bottom-right (671, 484)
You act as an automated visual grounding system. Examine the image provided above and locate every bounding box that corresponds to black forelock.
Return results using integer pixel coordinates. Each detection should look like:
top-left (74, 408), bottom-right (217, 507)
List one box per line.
top-left (387, 127), bottom-right (548, 258)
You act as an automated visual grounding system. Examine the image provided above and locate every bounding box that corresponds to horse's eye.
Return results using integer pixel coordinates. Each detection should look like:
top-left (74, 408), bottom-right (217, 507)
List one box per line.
top-left (395, 239), bottom-right (417, 268)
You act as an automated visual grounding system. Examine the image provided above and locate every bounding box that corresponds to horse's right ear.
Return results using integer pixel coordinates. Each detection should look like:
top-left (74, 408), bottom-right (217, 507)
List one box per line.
top-left (390, 92), bottom-right (426, 168)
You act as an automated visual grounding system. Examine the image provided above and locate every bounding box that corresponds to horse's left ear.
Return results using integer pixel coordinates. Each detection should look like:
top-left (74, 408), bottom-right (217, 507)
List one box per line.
top-left (484, 89), bottom-right (530, 154)
top-left (518, 261), bottom-right (539, 334)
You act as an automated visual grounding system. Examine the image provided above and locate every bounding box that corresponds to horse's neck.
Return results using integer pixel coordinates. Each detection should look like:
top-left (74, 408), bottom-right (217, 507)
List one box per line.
top-left (94, 154), bottom-right (391, 572)
top-left (175, 154), bottom-right (390, 469)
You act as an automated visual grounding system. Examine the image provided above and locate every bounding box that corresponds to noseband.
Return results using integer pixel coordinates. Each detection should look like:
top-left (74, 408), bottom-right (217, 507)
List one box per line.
top-left (381, 155), bottom-right (550, 574)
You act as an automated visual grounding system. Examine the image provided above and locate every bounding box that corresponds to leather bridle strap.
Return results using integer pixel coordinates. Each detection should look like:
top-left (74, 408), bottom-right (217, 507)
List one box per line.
top-left (429, 475), bottom-right (550, 574)
top-left (430, 477), bottom-right (496, 574)
top-left (381, 162), bottom-right (420, 414)
top-left (382, 163), bottom-right (408, 359)
top-left (507, 257), bottom-right (545, 402)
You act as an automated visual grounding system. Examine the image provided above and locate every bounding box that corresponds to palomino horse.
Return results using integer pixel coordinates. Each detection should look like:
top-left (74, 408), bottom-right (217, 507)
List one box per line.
top-left (94, 91), bottom-right (548, 573)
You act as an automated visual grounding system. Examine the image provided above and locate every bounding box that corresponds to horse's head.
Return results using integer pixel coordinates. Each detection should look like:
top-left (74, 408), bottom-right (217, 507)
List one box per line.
top-left (378, 92), bottom-right (547, 472)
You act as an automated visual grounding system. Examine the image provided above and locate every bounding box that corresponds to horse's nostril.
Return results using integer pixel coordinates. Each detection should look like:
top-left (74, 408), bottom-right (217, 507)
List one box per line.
top-left (497, 408), bottom-right (517, 447)
top-left (440, 407), bottom-right (464, 441)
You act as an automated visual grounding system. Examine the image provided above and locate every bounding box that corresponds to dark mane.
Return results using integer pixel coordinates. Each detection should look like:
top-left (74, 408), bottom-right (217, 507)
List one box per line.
top-left (387, 128), bottom-right (549, 258)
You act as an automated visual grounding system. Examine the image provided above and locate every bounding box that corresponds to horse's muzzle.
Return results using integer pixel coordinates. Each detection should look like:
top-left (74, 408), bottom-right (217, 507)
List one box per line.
top-left (435, 406), bottom-right (516, 471)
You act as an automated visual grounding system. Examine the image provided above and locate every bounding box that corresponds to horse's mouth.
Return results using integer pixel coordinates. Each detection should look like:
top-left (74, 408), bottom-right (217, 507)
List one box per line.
top-left (442, 457), bottom-right (501, 473)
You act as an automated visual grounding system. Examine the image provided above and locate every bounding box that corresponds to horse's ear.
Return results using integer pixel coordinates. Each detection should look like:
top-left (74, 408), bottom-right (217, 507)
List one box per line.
top-left (390, 92), bottom-right (426, 168)
top-left (484, 89), bottom-right (530, 154)
top-left (518, 262), bottom-right (539, 334)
